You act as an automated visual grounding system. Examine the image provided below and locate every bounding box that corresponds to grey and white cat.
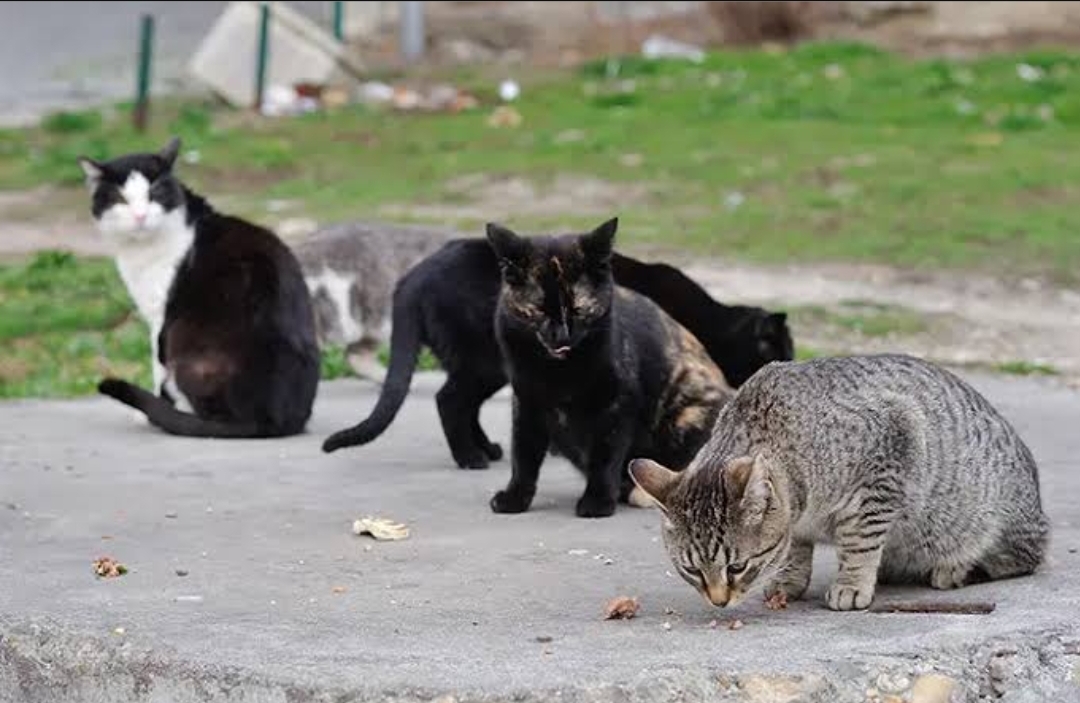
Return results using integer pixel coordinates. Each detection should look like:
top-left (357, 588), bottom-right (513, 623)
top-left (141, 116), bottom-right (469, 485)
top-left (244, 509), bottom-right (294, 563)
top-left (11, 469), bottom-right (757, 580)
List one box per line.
top-left (291, 221), bottom-right (456, 381)
top-left (630, 354), bottom-right (1049, 611)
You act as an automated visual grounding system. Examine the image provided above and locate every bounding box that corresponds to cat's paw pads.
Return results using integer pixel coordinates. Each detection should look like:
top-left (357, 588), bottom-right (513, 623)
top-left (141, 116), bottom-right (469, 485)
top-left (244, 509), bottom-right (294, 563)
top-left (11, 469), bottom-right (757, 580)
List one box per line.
top-left (490, 489), bottom-right (533, 514)
top-left (930, 565), bottom-right (969, 590)
top-left (825, 583), bottom-right (874, 611)
top-left (575, 494), bottom-right (617, 519)
top-left (484, 442), bottom-right (504, 461)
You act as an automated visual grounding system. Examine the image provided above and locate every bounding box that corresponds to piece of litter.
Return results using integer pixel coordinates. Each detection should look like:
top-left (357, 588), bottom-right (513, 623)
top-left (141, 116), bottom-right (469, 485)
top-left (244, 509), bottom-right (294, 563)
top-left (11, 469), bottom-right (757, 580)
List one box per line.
top-left (603, 558), bottom-right (614, 566)
top-left (93, 556), bottom-right (127, 579)
top-left (332, 586), bottom-right (346, 594)
top-left (604, 596), bottom-right (640, 620)
top-left (298, 559), bottom-right (305, 565)
top-left (200, 552), bottom-right (208, 558)
top-left (113, 627), bottom-right (125, 635)
top-left (535, 635), bottom-right (553, 643)
top-left (640, 34), bottom-right (704, 63)
top-left (164, 512), bottom-right (178, 519)
top-left (499, 79), bottom-right (520, 102)
top-left (487, 105), bottom-right (522, 128)
top-left (353, 517), bottom-right (411, 541)
top-left (175, 569), bottom-right (189, 577)
top-left (567, 549), bottom-right (589, 556)
top-left (205, 506), bottom-right (213, 513)
top-left (175, 595), bottom-right (203, 603)
top-left (708, 619), bottom-right (719, 629)
top-left (664, 607), bottom-right (679, 616)
top-left (662, 621), bottom-right (672, 631)
top-left (728, 619), bottom-right (744, 631)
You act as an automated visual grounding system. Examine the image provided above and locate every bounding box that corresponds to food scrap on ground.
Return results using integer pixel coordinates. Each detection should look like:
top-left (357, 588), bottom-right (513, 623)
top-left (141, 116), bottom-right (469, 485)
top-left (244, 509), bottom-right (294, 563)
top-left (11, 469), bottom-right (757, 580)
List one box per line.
top-left (332, 586), bottom-right (346, 594)
top-left (728, 619), bottom-right (745, 631)
top-left (352, 517), bottom-right (411, 541)
top-left (765, 591), bottom-right (789, 610)
top-left (93, 556), bottom-right (127, 578)
top-left (603, 596), bottom-right (639, 620)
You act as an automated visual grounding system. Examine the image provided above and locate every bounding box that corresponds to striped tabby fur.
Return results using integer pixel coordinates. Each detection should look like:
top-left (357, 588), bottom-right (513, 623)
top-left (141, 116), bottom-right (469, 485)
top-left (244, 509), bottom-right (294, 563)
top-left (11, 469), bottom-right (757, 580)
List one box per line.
top-left (630, 354), bottom-right (1049, 611)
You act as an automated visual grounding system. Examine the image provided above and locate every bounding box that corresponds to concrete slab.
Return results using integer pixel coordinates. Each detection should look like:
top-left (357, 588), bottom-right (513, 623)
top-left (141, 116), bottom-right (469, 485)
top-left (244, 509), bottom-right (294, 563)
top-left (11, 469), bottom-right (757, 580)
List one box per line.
top-left (1, 372), bottom-right (1078, 702)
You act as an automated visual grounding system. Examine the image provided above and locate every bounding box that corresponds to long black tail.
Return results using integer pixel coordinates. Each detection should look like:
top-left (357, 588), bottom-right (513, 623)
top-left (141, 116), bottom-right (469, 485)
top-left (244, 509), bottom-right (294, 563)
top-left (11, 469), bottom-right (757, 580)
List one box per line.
top-left (321, 282), bottom-right (423, 453)
top-left (99, 379), bottom-right (273, 438)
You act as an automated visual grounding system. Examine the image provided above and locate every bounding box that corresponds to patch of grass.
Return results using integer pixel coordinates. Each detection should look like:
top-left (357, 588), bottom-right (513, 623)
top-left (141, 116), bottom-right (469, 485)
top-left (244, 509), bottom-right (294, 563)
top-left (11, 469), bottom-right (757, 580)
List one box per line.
top-left (993, 360), bottom-right (1060, 376)
top-left (790, 301), bottom-right (929, 338)
top-left (2, 44), bottom-right (1080, 281)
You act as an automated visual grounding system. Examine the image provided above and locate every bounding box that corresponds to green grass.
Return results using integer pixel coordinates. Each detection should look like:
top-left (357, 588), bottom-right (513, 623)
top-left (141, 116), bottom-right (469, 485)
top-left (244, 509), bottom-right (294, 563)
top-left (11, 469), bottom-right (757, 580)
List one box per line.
top-left (790, 300), bottom-right (929, 339)
top-left (993, 360), bottom-right (1060, 376)
top-left (4, 41), bottom-right (1080, 397)
top-left (4, 42), bottom-right (1080, 280)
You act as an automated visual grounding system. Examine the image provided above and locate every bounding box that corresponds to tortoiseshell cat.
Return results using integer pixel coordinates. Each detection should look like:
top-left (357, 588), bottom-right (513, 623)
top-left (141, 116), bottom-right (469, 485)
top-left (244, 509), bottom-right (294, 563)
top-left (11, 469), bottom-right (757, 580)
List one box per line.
top-left (486, 218), bottom-right (733, 518)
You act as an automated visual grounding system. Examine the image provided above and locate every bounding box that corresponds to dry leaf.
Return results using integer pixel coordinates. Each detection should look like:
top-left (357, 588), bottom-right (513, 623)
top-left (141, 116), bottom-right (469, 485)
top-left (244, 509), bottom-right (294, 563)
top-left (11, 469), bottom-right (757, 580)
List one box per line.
top-left (603, 596), bottom-right (639, 620)
top-left (765, 591), bottom-right (789, 610)
top-left (352, 517), bottom-right (410, 541)
top-left (332, 586), bottom-right (346, 594)
top-left (487, 105), bottom-right (522, 128)
top-left (93, 556), bottom-right (127, 578)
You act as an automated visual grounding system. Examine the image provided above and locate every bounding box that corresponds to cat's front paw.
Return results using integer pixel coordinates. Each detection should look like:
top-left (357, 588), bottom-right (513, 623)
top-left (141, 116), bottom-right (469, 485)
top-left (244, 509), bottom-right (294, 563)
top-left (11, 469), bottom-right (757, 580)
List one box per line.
top-left (484, 442), bottom-right (504, 461)
top-left (930, 564), bottom-right (970, 590)
top-left (575, 494), bottom-right (617, 518)
top-left (825, 583), bottom-right (875, 611)
top-left (455, 452), bottom-right (490, 470)
top-left (491, 488), bottom-right (533, 514)
top-left (764, 577), bottom-right (808, 604)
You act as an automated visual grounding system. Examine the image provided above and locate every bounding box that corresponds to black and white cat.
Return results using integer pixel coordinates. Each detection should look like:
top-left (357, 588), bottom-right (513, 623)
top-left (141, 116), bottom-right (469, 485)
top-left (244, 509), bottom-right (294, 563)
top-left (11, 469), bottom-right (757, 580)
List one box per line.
top-left (79, 137), bottom-right (320, 437)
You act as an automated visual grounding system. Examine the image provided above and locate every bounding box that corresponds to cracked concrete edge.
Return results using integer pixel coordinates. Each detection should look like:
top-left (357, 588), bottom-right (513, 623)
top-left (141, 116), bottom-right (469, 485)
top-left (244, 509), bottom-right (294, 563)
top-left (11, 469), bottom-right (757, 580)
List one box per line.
top-left (2, 617), bottom-right (1079, 703)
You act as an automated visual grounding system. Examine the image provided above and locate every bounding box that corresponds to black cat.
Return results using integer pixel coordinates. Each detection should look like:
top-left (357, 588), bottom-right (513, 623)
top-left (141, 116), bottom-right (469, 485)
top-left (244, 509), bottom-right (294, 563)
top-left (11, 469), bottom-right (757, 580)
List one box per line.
top-left (322, 227), bottom-right (793, 468)
top-left (486, 217), bottom-right (731, 517)
top-left (84, 138), bottom-right (320, 438)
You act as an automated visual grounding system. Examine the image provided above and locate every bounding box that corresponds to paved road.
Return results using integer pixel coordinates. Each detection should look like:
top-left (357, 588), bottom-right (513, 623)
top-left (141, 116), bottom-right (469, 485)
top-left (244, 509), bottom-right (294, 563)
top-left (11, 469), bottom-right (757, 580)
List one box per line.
top-left (1, 372), bottom-right (1078, 702)
top-left (0, 1), bottom-right (328, 126)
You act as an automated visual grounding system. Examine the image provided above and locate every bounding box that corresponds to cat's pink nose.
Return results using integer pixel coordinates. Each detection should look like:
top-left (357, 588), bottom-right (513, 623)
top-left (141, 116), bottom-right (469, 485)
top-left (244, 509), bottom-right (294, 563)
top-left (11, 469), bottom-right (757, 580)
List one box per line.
top-left (134, 212), bottom-right (147, 223)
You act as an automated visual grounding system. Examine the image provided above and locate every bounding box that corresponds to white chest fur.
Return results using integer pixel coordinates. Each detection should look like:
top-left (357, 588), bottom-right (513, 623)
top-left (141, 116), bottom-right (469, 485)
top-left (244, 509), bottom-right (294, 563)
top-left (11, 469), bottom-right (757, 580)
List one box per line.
top-left (109, 208), bottom-right (195, 390)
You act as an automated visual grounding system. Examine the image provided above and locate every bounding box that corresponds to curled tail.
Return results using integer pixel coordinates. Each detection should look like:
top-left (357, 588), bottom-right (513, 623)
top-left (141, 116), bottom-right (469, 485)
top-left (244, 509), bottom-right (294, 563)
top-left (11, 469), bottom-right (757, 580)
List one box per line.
top-left (99, 379), bottom-right (275, 438)
top-left (322, 283), bottom-right (423, 453)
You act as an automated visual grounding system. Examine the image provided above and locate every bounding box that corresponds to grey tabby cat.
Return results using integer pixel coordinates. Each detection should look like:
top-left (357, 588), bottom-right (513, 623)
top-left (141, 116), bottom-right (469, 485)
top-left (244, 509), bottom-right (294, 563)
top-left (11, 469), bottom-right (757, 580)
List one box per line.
top-left (291, 221), bottom-right (456, 381)
top-left (630, 354), bottom-right (1049, 611)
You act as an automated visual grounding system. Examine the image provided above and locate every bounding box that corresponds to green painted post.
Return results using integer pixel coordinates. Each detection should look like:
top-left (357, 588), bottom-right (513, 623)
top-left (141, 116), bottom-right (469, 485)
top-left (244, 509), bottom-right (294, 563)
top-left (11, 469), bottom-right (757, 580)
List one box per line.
top-left (133, 14), bottom-right (154, 131)
top-left (332, 1), bottom-right (344, 41)
top-left (254, 3), bottom-right (271, 111)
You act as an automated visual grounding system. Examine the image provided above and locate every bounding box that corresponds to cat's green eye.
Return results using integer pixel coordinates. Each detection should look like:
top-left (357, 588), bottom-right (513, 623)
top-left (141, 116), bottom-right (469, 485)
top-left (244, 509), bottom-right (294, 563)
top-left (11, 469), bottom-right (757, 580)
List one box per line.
top-left (727, 561), bottom-right (747, 575)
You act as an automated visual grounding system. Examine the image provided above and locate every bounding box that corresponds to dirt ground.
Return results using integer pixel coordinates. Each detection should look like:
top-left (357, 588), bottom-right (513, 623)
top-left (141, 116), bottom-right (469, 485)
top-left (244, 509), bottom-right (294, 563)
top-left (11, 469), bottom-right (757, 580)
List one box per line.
top-left (4, 180), bottom-right (1078, 390)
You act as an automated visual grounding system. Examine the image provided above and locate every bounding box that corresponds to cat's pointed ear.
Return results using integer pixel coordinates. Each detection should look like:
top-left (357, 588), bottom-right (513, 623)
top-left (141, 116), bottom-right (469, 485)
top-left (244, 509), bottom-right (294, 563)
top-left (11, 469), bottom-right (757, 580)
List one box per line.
top-left (77, 156), bottom-right (103, 186)
top-left (486, 222), bottom-right (530, 272)
top-left (628, 458), bottom-right (679, 512)
top-left (159, 136), bottom-right (182, 168)
top-left (581, 216), bottom-right (618, 265)
top-left (730, 454), bottom-right (773, 524)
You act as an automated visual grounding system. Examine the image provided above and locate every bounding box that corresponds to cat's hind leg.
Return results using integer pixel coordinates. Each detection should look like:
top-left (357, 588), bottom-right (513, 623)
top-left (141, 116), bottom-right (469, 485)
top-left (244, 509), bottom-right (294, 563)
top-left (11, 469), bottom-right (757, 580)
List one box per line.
top-left (437, 372), bottom-right (495, 469)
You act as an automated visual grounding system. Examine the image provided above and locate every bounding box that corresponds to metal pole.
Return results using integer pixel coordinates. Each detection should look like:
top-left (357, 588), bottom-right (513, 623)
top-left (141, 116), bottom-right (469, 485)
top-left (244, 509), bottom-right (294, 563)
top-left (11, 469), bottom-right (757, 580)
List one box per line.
top-left (254, 3), bottom-right (271, 111)
top-left (399, 1), bottom-right (424, 63)
top-left (133, 14), bottom-right (154, 132)
top-left (332, 1), bottom-right (344, 41)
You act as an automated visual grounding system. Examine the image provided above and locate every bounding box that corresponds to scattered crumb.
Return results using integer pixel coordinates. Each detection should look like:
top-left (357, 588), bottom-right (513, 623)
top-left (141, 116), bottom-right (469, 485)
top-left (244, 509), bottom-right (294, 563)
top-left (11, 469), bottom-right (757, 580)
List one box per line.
top-left (708, 619), bottom-right (719, 629)
top-left (332, 586), bottom-right (346, 594)
top-left (728, 619), bottom-right (745, 631)
top-left (664, 607), bottom-right (680, 616)
top-left (164, 512), bottom-right (178, 519)
top-left (93, 556), bottom-right (127, 578)
top-left (662, 621), bottom-right (672, 631)
top-left (100, 535), bottom-right (113, 541)
top-left (603, 596), bottom-right (640, 620)
top-left (353, 517), bottom-right (410, 541)
top-left (765, 591), bottom-right (789, 610)
top-left (535, 635), bottom-right (554, 643)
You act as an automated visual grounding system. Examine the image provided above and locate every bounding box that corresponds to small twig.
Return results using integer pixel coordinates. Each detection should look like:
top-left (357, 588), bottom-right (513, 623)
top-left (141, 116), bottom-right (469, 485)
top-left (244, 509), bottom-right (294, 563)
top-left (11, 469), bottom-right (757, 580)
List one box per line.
top-left (869, 601), bottom-right (996, 615)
